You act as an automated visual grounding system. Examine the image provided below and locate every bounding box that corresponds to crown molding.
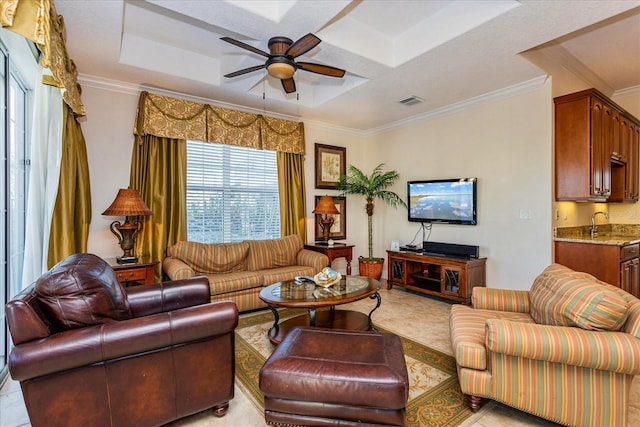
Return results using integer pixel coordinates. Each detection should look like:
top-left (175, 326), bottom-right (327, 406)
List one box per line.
top-left (534, 41), bottom-right (615, 96)
top-left (77, 74), bottom-right (363, 136)
top-left (78, 73), bottom-right (548, 137)
top-left (363, 75), bottom-right (549, 136)
top-left (614, 85), bottom-right (640, 98)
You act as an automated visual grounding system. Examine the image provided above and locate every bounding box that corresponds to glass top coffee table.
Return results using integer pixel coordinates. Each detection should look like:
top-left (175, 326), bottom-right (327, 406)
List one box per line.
top-left (259, 276), bottom-right (381, 345)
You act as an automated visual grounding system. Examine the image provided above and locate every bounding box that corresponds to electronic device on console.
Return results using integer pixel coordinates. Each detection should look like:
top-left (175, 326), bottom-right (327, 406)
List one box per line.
top-left (421, 241), bottom-right (479, 259)
top-left (399, 244), bottom-right (422, 253)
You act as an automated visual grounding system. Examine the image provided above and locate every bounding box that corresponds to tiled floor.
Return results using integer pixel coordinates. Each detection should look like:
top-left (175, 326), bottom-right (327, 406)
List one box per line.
top-left (2, 285), bottom-right (639, 427)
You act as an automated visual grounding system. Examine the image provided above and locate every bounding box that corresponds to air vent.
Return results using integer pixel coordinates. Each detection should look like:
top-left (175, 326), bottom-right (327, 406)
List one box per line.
top-left (399, 95), bottom-right (424, 106)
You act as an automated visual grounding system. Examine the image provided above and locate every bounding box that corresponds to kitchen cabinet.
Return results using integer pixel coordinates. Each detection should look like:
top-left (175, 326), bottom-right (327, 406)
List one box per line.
top-left (554, 241), bottom-right (640, 298)
top-left (621, 257), bottom-right (640, 297)
top-left (554, 88), bottom-right (640, 202)
top-left (625, 121), bottom-right (640, 201)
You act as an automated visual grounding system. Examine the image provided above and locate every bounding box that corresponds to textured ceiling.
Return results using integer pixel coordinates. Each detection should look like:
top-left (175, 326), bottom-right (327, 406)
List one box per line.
top-left (55, 0), bottom-right (640, 132)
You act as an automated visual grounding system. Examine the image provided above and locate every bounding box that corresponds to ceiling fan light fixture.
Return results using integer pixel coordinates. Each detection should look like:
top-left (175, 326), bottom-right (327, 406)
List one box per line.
top-left (221, 34), bottom-right (345, 94)
top-left (267, 62), bottom-right (296, 79)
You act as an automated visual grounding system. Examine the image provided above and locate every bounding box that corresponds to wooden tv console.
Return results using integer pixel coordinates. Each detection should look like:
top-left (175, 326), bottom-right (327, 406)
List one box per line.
top-left (386, 250), bottom-right (486, 305)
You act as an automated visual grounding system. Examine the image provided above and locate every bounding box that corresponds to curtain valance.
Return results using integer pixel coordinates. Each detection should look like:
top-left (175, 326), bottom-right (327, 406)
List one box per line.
top-left (134, 91), bottom-right (305, 155)
top-left (1, 0), bottom-right (85, 116)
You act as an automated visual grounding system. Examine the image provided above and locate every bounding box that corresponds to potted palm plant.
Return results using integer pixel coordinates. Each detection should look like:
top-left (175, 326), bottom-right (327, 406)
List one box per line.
top-left (336, 163), bottom-right (406, 280)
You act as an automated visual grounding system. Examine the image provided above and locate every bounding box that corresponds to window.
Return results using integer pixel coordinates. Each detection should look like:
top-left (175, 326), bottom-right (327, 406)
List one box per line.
top-left (186, 141), bottom-right (280, 243)
top-left (1, 30), bottom-right (34, 382)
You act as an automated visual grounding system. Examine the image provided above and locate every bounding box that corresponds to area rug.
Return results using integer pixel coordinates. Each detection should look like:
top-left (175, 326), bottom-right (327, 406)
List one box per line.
top-left (235, 308), bottom-right (480, 427)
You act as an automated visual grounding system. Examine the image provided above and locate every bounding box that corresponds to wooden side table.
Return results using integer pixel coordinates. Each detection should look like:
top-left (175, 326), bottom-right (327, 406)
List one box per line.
top-left (104, 256), bottom-right (158, 286)
top-left (304, 243), bottom-right (355, 275)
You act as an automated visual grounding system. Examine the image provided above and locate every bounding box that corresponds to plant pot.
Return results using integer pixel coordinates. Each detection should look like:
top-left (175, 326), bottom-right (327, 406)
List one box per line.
top-left (358, 256), bottom-right (384, 280)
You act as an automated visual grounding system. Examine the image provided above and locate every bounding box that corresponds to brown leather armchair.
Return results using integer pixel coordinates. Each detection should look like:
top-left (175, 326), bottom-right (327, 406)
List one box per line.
top-left (5, 253), bottom-right (239, 427)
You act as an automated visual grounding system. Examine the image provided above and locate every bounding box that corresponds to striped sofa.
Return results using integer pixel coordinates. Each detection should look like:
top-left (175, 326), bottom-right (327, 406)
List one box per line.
top-left (163, 235), bottom-right (329, 312)
top-left (450, 263), bottom-right (640, 427)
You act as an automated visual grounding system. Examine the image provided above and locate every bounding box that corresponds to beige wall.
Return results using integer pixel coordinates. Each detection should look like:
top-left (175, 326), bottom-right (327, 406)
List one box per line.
top-left (368, 84), bottom-right (553, 289)
top-left (82, 85), bottom-right (139, 258)
top-left (80, 79), bottom-right (554, 290)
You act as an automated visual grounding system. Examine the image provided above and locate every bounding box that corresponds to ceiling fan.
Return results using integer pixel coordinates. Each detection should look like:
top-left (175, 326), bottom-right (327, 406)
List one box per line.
top-left (221, 33), bottom-right (346, 94)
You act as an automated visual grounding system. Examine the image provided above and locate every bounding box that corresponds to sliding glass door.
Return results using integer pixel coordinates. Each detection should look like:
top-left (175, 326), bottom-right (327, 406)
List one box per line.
top-left (0, 30), bottom-right (34, 385)
top-left (0, 36), bottom-right (7, 383)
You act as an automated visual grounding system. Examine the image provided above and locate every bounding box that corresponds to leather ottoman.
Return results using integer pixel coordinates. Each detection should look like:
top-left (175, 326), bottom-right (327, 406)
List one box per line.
top-left (259, 327), bottom-right (409, 426)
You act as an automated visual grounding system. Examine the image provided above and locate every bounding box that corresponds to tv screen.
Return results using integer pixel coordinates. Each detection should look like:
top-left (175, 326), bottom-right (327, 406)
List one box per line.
top-left (407, 178), bottom-right (477, 225)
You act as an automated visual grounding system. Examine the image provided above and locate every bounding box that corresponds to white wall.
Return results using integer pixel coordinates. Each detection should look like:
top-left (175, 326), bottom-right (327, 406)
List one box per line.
top-left (81, 85), bottom-right (139, 258)
top-left (79, 80), bottom-right (554, 290)
top-left (368, 84), bottom-right (554, 289)
top-left (302, 123), bottom-right (369, 273)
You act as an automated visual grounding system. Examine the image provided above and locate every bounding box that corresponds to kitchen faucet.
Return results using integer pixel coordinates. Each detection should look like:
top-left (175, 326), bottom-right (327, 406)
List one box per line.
top-left (590, 211), bottom-right (609, 237)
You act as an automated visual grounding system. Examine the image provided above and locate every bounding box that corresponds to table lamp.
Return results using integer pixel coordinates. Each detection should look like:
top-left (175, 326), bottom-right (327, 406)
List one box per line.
top-left (102, 188), bottom-right (153, 264)
top-left (312, 195), bottom-right (339, 242)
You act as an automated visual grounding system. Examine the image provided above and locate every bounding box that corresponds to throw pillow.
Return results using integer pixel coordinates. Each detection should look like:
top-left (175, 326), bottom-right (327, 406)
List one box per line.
top-left (246, 235), bottom-right (302, 270)
top-left (529, 264), bottom-right (629, 331)
top-left (168, 241), bottom-right (249, 273)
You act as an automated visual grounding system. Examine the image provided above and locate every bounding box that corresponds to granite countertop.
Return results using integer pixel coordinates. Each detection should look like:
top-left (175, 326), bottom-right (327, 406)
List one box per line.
top-left (554, 224), bottom-right (640, 246)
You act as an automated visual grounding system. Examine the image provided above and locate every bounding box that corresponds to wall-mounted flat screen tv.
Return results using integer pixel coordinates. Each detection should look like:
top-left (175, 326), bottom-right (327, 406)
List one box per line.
top-left (407, 178), bottom-right (477, 225)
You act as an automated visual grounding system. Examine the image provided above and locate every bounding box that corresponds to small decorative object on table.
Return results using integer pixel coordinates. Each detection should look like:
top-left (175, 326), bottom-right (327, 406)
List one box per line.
top-left (313, 266), bottom-right (342, 287)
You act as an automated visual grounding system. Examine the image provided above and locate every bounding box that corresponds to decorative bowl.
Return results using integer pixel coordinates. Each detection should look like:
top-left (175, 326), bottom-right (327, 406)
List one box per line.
top-left (313, 272), bottom-right (342, 287)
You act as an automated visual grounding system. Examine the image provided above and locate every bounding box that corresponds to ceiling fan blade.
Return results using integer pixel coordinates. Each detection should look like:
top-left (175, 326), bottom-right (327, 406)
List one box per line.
top-left (281, 78), bottom-right (296, 94)
top-left (297, 62), bottom-right (346, 78)
top-left (220, 37), bottom-right (269, 58)
top-left (285, 33), bottom-right (321, 58)
top-left (224, 65), bottom-right (265, 78)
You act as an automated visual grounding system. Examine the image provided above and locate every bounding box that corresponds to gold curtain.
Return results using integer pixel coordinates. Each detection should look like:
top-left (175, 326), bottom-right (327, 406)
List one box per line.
top-left (47, 104), bottom-right (92, 267)
top-left (1, 0), bottom-right (85, 116)
top-left (132, 91), bottom-right (307, 263)
top-left (134, 91), bottom-right (305, 154)
top-left (277, 152), bottom-right (307, 241)
top-left (130, 134), bottom-right (187, 282)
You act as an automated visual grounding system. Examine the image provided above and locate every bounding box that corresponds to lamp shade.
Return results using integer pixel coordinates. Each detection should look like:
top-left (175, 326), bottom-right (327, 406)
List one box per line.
top-left (102, 189), bottom-right (153, 217)
top-left (312, 196), bottom-right (339, 215)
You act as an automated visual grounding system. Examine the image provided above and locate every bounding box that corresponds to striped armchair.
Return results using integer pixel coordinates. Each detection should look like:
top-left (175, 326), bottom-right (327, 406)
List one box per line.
top-left (163, 235), bottom-right (329, 312)
top-left (450, 264), bottom-right (640, 427)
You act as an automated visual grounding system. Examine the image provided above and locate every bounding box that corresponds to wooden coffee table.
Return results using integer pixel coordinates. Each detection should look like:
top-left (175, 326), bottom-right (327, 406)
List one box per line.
top-left (259, 276), bottom-right (381, 345)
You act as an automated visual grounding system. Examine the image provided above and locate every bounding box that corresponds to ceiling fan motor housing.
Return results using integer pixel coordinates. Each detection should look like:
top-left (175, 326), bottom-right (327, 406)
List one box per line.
top-left (268, 37), bottom-right (293, 54)
top-left (266, 37), bottom-right (296, 79)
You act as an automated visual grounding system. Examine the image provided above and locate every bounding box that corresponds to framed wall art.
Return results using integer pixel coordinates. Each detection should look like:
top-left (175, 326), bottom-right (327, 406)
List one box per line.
top-left (314, 196), bottom-right (346, 241)
top-left (315, 143), bottom-right (346, 189)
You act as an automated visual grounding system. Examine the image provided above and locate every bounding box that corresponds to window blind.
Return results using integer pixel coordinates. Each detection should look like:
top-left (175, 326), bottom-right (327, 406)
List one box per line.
top-left (186, 141), bottom-right (280, 243)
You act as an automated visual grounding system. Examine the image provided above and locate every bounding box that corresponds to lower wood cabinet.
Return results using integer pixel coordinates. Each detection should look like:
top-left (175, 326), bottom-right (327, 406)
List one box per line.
top-left (554, 241), bottom-right (640, 298)
top-left (621, 257), bottom-right (640, 297)
top-left (386, 250), bottom-right (486, 305)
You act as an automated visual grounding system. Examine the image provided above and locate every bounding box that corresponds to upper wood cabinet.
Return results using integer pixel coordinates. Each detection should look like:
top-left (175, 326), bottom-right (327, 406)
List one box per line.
top-left (625, 121), bottom-right (640, 201)
top-left (555, 88), bottom-right (640, 202)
